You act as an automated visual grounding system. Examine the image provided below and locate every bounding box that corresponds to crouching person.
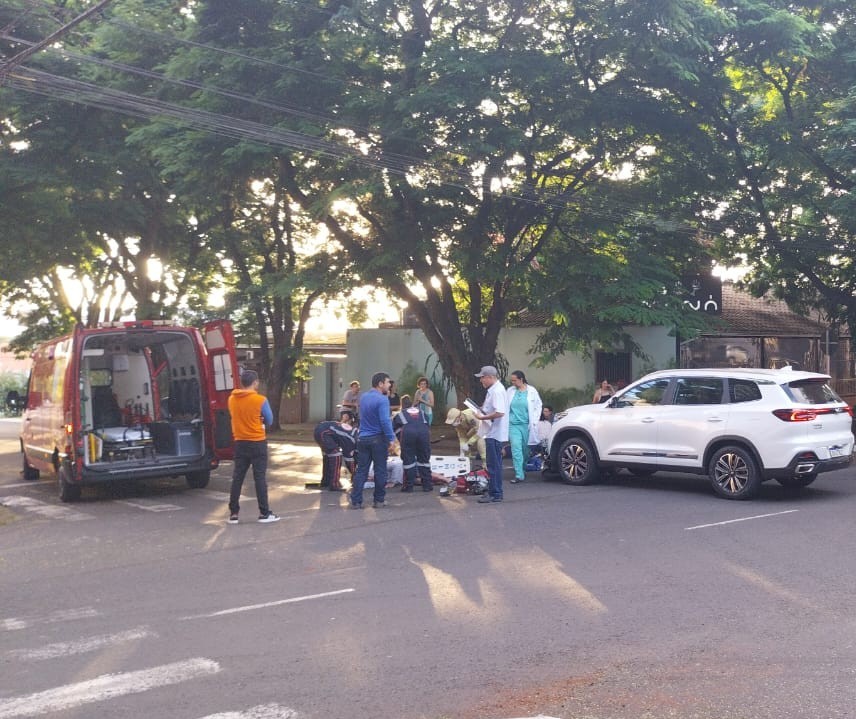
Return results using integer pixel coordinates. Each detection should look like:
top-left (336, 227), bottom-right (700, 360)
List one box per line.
top-left (313, 409), bottom-right (358, 491)
top-left (444, 406), bottom-right (486, 460)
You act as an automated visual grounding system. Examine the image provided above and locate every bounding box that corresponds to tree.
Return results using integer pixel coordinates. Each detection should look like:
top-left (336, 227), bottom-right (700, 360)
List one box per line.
top-left (1, 1), bottom-right (364, 425)
top-left (223, 0), bottom-right (717, 402)
top-left (0, 0), bottom-right (222, 332)
top-left (628, 0), bottom-right (856, 336)
top-left (125, 1), bottom-right (364, 427)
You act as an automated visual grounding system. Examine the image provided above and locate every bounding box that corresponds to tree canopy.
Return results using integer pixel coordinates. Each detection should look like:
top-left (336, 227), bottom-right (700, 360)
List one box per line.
top-left (2, 0), bottom-right (854, 403)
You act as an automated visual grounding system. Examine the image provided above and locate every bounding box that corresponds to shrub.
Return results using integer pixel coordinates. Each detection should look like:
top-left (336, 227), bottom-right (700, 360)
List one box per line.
top-left (539, 385), bottom-right (595, 412)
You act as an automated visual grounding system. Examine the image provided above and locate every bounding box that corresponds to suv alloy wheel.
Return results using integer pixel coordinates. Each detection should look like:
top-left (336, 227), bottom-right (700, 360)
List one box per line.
top-left (557, 436), bottom-right (598, 485)
top-left (708, 445), bottom-right (761, 500)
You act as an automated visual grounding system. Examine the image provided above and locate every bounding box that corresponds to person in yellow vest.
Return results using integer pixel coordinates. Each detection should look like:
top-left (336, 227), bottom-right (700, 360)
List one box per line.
top-left (227, 370), bottom-right (280, 524)
top-left (444, 407), bottom-right (486, 460)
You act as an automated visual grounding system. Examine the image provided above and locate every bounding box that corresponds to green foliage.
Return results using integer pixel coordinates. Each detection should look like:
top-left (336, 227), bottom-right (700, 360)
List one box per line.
top-left (4, 0), bottom-right (856, 404)
top-left (395, 362), bottom-right (422, 407)
top-left (0, 371), bottom-right (27, 416)
top-left (539, 386), bottom-right (595, 413)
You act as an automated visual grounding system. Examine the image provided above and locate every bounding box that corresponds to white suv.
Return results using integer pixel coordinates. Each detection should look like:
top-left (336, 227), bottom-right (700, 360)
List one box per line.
top-left (545, 368), bottom-right (854, 499)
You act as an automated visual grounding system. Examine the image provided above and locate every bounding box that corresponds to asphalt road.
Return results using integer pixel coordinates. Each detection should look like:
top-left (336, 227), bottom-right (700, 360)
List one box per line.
top-left (2, 416), bottom-right (856, 719)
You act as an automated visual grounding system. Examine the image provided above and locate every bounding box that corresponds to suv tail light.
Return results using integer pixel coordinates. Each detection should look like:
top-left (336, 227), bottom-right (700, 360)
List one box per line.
top-left (772, 407), bottom-right (848, 422)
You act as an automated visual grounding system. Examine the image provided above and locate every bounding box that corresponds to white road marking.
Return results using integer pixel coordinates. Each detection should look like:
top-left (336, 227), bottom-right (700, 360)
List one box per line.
top-left (1, 607), bottom-right (100, 632)
top-left (1, 480), bottom-right (53, 490)
top-left (197, 704), bottom-right (298, 719)
top-left (0, 657), bottom-right (221, 719)
top-left (115, 499), bottom-right (183, 512)
top-left (181, 588), bottom-right (355, 620)
top-left (0, 496), bottom-right (94, 521)
top-left (6, 627), bottom-right (154, 661)
top-left (198, 490), bottom-right (231, 502)
top-left (685, 509), bottom-right (799, 530)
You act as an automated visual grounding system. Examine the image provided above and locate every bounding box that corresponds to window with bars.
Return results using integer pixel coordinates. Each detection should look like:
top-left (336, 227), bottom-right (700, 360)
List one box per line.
top-left (595, 351), bottom-right (632, 387)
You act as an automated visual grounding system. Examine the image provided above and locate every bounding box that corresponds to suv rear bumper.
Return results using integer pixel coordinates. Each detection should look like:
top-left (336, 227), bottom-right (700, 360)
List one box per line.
top-left (763, 452), bottom-right (852, 480)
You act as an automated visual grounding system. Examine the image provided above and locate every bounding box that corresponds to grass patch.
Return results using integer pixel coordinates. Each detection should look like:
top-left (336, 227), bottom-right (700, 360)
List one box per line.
top-left (0, 505), bottom-right (20, 527)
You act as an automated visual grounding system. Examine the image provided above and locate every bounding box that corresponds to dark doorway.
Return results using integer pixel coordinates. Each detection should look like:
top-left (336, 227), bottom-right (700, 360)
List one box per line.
top-left (595, 351), bottom-right (632, 388)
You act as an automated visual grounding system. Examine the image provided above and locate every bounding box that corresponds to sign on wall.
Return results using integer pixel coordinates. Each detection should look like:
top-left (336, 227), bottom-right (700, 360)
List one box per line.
top-left (680, 274), bottom-right (722, 314)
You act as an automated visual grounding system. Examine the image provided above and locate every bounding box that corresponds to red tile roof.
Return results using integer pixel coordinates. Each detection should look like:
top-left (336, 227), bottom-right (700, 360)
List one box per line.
top-left (715, 283), bottom-right (827, 336)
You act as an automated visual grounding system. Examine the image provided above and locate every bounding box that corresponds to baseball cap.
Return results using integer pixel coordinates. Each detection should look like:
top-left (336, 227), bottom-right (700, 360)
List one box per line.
top-left (445, 408), bottom-right (462, 424)
top-left (474, 365), bottom-right (498, 378)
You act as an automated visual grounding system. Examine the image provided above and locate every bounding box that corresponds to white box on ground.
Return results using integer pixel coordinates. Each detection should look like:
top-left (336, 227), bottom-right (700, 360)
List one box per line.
top-left (430, 455), bottom-right (470, 478)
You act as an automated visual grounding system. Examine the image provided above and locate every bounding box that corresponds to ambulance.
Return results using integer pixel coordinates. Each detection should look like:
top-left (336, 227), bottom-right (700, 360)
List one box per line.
top-left (19, 319), bottom-right (238, 501)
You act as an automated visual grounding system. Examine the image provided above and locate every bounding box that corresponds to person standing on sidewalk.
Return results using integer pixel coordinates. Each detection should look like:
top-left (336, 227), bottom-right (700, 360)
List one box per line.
top-left (387, 380), bottom-right (402, 415)
top-left (413, 376), bottom-right (435, 426)
top-left (227, 369), bottom-right (280, 524)
top-left (349, 372), bottom-right (397, 509)
top-left (341, 380), bottom-right (361, 417)
top-left (473, 365), bottom-right (508, 503)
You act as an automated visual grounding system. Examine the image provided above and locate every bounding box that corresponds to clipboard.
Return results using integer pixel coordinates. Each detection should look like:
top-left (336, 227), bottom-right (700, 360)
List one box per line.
top-left (463, 398), bottom-right (480, 413)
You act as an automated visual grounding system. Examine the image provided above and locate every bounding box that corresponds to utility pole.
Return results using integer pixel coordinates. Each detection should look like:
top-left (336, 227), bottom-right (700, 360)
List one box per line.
top-left (0, 0), bottom-right (115, 83)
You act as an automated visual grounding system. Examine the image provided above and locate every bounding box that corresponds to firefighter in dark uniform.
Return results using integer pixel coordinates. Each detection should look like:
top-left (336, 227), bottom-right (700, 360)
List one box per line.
top-left (313, 410), bottom-right (358, 491)
top-left (393, 396), bottom-right (433, 492)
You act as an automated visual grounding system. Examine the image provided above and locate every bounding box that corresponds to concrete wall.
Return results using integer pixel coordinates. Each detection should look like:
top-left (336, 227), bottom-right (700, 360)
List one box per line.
top-left (343, 327), bottom-right (436, 395)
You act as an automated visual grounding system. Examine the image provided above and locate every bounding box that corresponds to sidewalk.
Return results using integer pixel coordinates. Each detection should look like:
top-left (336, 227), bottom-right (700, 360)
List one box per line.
top-left (272, 423), bottom-right (460, 455)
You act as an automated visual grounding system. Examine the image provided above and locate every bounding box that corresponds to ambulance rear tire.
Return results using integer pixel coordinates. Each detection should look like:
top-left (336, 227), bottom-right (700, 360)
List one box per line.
top-left (58, 466), bottom-right (82, 503)
top-left (186, 471), bottom-right (210, 489)
top-left (22, 454), bottom-right (39, 481)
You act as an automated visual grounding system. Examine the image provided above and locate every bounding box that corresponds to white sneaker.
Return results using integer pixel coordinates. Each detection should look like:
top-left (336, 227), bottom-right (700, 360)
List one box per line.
top-left (258, 512), bottom-right (281, 523)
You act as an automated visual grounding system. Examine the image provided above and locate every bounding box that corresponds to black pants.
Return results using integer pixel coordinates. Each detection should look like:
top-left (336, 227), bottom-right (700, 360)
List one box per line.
top-left (321, 452), bottom-right (344, 489)
top-left (401, 427), bottom-right (432, 490)
top-left (229, 440), bottom-right (270, 516)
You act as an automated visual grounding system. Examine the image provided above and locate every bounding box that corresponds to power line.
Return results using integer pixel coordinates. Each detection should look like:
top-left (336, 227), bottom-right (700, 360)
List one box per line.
top-left (0, 0), bottom-right (114, 80)
top-left (3, 62), bottom-right (734, 243)
top-left (4, 1), bottom-right (645, 211)
top-left (0, 5), bottom-right (731, 241)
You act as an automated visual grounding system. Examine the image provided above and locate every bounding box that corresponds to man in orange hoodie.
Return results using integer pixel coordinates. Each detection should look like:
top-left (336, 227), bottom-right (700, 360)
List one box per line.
top-left (227, 370), bottom-right (280, 524)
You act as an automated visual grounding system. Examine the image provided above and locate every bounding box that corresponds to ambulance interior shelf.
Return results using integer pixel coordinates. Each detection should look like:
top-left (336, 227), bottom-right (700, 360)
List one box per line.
top-left (86, 419), bottom-right (204, 464)
top-left (83, 382), bottom-right (202, 465)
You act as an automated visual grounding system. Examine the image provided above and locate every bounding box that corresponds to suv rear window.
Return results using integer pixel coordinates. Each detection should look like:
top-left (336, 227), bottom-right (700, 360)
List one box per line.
top-left (729, 379), bottom-right (762, 403)
top-left (784, 379), bottom-right (842, 405)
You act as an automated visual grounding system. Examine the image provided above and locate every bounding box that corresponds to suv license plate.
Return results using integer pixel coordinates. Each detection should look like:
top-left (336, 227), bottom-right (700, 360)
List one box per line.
top-left (829, 445), bottom-right (845, 458)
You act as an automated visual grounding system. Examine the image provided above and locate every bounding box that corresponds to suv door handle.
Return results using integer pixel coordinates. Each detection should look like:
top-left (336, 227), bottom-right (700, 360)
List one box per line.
top-left (641, 417), bottom-right (655, 423)
top-left (707, 417), bottom-right (724, 423)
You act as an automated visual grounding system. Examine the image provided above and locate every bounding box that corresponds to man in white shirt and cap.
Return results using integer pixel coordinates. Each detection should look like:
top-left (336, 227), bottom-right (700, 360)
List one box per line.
top-left (473, 365), bottom-right (508, 503)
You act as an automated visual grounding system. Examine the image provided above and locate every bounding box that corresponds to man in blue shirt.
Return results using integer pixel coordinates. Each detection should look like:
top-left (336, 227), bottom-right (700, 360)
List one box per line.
top-left (349, 372), bottom-right (397, 509)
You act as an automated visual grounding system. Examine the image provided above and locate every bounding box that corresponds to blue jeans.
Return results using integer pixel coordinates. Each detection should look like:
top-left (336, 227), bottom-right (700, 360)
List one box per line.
top-left (229, 440), bottom-right (270, 516)
top-left (350, 434), bottom-right (389, 506)
top-left (485, 438), bottom-right (504, 500)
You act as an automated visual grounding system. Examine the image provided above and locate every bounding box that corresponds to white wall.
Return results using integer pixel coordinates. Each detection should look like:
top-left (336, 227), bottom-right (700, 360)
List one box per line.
top-left (344, 328), bottom-right (437, 394)
top-left (343, 325), bottom-right (677, 404)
